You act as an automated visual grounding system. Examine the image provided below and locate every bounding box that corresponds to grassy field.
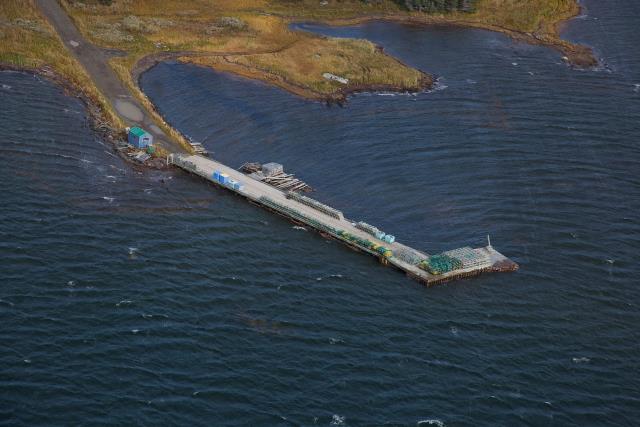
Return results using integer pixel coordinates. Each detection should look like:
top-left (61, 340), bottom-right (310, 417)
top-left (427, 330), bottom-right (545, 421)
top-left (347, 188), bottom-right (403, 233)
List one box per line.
top-left (186, 34), bottom-right (429, 100)
top-left (267, 0), bottom-right (579, 35)
top-left (469, 0), bottom-right (580, 34)
top-left (59, 0), bottom-right (429, 99)
top-left (0, 0), bottom-right (123, 129)
top-left (58, 0), bottom-right (591, 99)
top-left (460, 0), bottom-right (593, 66)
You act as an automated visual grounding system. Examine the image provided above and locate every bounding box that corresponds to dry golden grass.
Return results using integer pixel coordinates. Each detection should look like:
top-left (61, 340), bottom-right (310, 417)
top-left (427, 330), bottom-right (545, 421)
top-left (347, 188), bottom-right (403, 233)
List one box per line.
top-left (222, 35), bottom-right (425, 95)
top-left (460, 0), bottom-right (579, 34)
top-left (265, 0), bottom-right (403, 19)
top-left (58, 0), bottom-right (585, 98)
top-left (58, 0), bottom-right (432, 99)
top-left (3, 0), bottom-right (587, 145)
top-left (0, 0), bottom-right (123, 129)
top-left (60, 0), bottom-right (277, 51)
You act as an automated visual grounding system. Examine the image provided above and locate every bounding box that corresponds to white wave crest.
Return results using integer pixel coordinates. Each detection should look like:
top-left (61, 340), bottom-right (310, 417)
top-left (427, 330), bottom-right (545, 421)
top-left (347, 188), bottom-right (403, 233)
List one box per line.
top-left (572, 357), bottom-right (590, 363)
top-left (430, 80), bottom-right (448, 92)
top-left (330, 414), bottom-right (346, 425)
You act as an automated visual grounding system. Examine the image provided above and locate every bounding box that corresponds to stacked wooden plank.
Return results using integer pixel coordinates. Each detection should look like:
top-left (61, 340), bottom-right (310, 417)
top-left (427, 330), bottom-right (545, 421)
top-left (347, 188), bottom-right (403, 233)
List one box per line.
top-left (240, 162), bottom-right (312, 192)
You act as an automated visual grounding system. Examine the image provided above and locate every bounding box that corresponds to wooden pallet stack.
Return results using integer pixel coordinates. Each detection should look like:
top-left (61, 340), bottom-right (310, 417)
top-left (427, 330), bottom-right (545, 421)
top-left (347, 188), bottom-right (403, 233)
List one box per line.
top-left (239, 162), bottom-right (312, 192)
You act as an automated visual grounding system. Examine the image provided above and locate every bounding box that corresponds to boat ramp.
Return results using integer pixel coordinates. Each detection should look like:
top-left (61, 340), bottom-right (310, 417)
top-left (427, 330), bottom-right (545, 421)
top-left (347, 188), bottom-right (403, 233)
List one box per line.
top-left (168, 153), bottom-right (518, 286)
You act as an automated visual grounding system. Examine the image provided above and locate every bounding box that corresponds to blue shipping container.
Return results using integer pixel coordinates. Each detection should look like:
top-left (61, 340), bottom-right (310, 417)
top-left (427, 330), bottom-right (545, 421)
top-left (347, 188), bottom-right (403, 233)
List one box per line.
top-left (213, 171), bottom-right (221, 181)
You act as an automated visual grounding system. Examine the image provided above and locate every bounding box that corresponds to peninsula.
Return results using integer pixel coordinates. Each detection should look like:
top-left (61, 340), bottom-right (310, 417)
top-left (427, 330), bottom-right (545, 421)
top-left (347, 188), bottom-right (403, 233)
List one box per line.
top-left (2, 0), bottom-right (595, 150)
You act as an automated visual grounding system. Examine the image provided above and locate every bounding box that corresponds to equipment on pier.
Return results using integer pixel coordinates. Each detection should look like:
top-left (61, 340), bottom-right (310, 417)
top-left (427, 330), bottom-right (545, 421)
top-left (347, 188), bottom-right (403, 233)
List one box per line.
top-left (286, 191), bottom-right (343, 220)
top-left (355, 221), bottom-right (394, 243)
top-left (419, 253), bottom-right (463, 275)
top-left (239, 162), bottom-right (311, 192)
top-left (213, 170), bottom-right (244, 192)
top-left (261, 162), bottom-right (283, 177)
top-left (418, 247), bottom-right (491, 275)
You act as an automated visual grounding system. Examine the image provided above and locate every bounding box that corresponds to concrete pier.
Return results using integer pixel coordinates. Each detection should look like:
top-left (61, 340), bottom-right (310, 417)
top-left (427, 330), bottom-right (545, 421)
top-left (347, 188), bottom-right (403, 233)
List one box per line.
top-left (169, 153), bottom-right (518, 286)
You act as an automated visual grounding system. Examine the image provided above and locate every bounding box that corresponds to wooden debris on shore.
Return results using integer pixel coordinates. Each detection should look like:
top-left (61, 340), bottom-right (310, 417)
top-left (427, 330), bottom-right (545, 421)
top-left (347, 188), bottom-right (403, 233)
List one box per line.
top-left (186, 136), bottom-right (209, 156)
top-left (114, 140), bottom-right (165, 167)
top-left (239, 162), bottom-right (312, 192)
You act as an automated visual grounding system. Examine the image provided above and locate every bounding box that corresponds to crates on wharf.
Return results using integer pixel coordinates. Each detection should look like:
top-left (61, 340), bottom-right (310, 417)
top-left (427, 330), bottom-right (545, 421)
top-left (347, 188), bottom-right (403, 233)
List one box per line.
top-left (356, 222), bottom-right (380, 236)
top-left (213, 171), bottom-right (245, 192)
top-left (418, 253), bottom-right (464, 275)
top-left (443, 247), bottom-right (491, 269)
top-left (394, 247), bottom-right (424, 266)
top-left (286, 191), bottom-right (344, 220)
top-left (227, 179), bottom-right (244, 192)
top-left (337, 230), bottom-right (393, 258)
top-left (355, 221), bottom-right (394, 243)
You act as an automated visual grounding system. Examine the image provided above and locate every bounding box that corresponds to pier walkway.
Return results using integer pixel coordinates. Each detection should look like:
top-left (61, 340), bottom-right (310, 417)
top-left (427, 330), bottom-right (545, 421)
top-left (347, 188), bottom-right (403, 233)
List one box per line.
top-left (170, 154), bottom-right (518, 286)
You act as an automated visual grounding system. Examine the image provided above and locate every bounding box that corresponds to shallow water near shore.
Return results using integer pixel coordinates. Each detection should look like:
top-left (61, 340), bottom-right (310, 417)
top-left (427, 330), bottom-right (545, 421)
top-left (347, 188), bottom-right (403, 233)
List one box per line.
top-left (2, 0), bottom-right (640, 425)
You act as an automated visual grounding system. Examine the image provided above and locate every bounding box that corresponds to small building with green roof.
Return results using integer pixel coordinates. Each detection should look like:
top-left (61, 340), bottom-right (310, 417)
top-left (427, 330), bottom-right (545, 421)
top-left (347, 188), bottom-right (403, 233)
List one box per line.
top-left (128, 126), bottom-right (153, 149)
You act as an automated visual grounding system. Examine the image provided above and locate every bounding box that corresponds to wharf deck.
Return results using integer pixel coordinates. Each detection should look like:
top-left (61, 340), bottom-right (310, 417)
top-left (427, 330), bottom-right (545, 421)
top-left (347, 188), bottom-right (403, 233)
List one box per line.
top-left (169, 154), bottom-right (518, 286)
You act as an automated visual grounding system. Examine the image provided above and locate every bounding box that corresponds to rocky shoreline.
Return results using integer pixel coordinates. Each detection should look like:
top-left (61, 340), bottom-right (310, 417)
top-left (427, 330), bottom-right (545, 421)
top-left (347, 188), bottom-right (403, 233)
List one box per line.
top-left (2, 2), bottom-right (596, 171)
top-left (0, 64), bottom-right (169, 170)
top-left (293, 10), bottom-right (598, 69)
top-left (132, 48), bottom-right (434, 107)
top-left (130, 8), bottom-right (595, 108)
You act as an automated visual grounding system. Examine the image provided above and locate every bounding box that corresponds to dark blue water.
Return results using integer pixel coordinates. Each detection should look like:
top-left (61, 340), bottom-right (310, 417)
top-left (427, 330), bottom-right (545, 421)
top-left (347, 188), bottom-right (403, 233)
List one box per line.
top-left (2, 0), bottom-right (639, 425)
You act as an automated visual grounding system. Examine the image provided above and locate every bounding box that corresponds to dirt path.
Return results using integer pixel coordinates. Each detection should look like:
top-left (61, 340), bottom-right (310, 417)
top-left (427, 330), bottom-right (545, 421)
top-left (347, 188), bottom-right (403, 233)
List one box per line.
top-left (34, 0), bottom-right (185, 153)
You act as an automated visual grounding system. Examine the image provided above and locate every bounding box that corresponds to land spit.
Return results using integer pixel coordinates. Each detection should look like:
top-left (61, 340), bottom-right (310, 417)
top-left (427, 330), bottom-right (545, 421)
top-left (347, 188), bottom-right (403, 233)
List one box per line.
top-left (34, 0), bottom-right (190, 156)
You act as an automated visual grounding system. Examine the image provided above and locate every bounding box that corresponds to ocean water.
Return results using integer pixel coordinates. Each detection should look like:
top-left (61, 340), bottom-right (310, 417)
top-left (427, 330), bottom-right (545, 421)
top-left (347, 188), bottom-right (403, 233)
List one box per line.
top-left (1, 0), bottom-right (639, 425)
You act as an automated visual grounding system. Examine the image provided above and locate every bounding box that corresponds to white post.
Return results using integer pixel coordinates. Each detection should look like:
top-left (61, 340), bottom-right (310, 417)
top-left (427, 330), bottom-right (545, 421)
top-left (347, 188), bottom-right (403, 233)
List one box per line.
top-left (487, 234), bottom-right (492, 248)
